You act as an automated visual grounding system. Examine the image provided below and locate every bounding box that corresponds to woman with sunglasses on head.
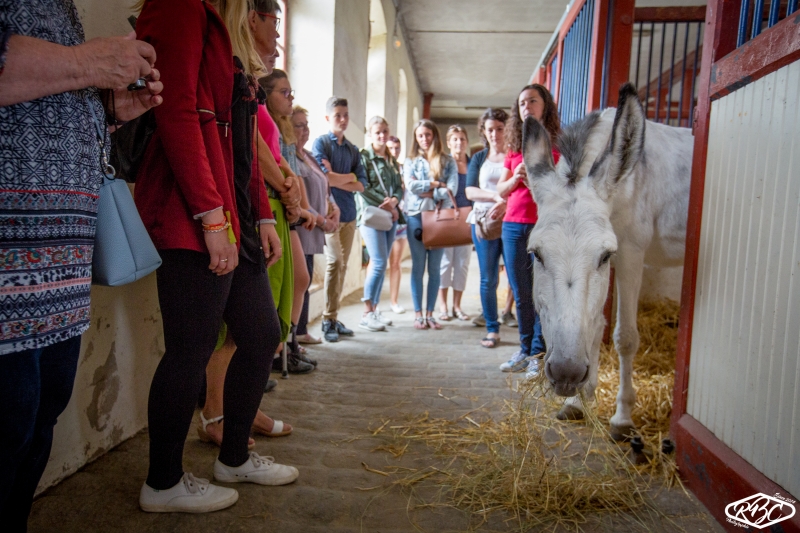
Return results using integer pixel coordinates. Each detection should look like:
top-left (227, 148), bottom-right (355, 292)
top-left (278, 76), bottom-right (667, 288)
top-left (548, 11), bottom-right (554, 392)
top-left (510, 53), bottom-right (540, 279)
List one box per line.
top-left (437, 125), bottom-right (473, 322)
top-left (495, 84), bottom-right (561, 376)
top-left (135, 0), bottom-right (295, 514)
top-left (403, 120), bottom-right (458, 330)
top-left (292, 105), bottom-right (340, 345)
top-left (465, 108), bottom-right (509, 349)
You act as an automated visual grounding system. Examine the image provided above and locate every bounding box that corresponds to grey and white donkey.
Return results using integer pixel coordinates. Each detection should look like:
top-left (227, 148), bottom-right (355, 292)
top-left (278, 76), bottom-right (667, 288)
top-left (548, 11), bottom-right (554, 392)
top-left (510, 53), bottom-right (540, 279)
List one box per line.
top-left (522, 84), bottom-right (693, 440)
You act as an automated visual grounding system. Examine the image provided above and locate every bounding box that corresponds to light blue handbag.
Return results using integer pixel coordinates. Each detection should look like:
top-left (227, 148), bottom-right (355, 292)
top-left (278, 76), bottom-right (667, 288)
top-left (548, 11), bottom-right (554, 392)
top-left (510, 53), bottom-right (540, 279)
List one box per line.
top-left (89, 103), bottom-right (161, 286)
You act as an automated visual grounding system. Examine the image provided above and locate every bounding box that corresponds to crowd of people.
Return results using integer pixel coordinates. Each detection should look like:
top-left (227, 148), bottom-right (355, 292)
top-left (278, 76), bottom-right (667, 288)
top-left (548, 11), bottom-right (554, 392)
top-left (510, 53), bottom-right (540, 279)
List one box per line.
top-left (0, 0), bottom-right (562, 526)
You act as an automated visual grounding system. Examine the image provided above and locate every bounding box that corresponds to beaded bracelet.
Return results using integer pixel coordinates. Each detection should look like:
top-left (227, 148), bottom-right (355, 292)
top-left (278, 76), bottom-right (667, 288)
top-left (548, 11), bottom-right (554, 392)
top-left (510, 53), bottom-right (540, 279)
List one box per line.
top-left (202, 220), bottom-right (230, 233)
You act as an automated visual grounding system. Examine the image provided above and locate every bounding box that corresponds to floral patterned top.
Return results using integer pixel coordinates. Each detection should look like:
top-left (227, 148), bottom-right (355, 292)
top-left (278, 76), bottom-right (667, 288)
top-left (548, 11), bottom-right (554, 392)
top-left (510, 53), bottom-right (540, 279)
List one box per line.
top-left (0, 0), bottom-right (106, 354)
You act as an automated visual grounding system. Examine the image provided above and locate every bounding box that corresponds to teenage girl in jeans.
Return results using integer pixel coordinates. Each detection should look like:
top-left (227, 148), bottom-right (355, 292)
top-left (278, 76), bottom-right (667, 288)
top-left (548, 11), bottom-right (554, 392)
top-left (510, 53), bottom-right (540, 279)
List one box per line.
top-left (357, 116), bottom-right (404, 331)
top-left (465, 108), bottom-right (509, 349)
top-left (496, 84), bottom-right (561, 375)
top-left (136, 0), bottom-right (297, 513)
top-left (403, 120), bottom-right (458, 330)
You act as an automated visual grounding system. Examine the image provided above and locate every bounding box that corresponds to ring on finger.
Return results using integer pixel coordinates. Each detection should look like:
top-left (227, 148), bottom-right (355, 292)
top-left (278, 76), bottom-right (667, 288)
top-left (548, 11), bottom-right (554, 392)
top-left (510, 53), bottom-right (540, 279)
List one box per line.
top-left (220, 258), bottom-right (229, 263)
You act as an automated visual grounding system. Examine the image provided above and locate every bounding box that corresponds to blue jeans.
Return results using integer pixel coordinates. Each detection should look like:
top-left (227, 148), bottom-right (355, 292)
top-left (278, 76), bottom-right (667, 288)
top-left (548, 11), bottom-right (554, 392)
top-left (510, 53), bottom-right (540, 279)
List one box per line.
top-left (407, 213), bottom-right (444, 313)
top-left (0, 335), bottom-right (82, 529)
top-left (502, 221), bottom-right (546, 355)
top-left (472, 225), bottom-right (503, 334)
top-left (361, 222), bottom-right (397, 306)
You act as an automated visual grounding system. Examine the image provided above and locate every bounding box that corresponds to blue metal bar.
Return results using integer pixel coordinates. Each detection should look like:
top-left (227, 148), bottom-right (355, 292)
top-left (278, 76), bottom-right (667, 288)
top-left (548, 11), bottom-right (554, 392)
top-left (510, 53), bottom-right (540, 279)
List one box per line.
top-left (768, 0), bottom-right (780, 28)
top-left (789, 0), bottom-right (799, 16)
top-left (752, 0), bottom-right (765, 39)
top-left (550, 55), bottom-right (558, 95)
top-left (645, 22), bottom-right (654, 118)
top-left (738, 0), bottom-right (751, 47)
top-left (678, 22), bottom-right (689, 127)
top-left (688, 22), bottom-right (701, 127)
top-left (560, 30), bottom-right (569, 120)
top-left (577, 3), bottom-right (588, 121)
top-left (667, 23), bottom-right (678, 126)
top-left (655, 22), bottom-right (666, 123)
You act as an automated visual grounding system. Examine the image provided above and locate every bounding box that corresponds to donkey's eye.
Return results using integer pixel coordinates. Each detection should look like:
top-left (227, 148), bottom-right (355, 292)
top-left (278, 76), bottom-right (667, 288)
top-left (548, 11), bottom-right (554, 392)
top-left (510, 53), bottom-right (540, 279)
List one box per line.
top-left (532, 249), bottom-right (544, 267)
top-left (599, 250), bottom-right (614, 268)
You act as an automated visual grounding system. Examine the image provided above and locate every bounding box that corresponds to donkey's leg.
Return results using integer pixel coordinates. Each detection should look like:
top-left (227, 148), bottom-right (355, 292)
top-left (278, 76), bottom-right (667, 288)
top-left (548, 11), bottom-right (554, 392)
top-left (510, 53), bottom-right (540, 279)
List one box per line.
top-left (609, 249), bottom-right (644, 441)
top-left (557, 325), bottom-right (602, 421)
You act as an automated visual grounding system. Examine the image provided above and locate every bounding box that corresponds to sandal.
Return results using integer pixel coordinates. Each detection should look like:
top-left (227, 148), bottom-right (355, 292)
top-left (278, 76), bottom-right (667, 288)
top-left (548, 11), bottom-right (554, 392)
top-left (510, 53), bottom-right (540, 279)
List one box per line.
top-left (414, 317), bottom-right (429, 330)
top-left (252, 414), bottom-right (293, 438)
top-left (438, 311), bottom-right (452, 321)
top-left (426, 317), bottom-right (443, 330)
top-left (197, 412), bottom-right (255, 449)
top-left (481, 336), bottom-right (500, 348)
top-left (454, 309), bottom-right (470, 321)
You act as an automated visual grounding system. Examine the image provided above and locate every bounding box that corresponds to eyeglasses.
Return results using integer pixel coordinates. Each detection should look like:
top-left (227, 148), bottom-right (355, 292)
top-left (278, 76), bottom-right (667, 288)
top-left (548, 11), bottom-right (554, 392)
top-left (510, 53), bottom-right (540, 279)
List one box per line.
top-left (293, 122), bottom-right (309, 130)
top-left (279, 89), bottom-right (295, 99)
top-left (256, 11), bottom-right (281, 31)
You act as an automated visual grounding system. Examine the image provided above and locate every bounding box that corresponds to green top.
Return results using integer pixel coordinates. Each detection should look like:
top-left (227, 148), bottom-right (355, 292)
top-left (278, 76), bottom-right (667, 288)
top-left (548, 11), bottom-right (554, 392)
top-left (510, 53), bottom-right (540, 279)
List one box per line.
top-left (357, 145), bottom-right (406, 226)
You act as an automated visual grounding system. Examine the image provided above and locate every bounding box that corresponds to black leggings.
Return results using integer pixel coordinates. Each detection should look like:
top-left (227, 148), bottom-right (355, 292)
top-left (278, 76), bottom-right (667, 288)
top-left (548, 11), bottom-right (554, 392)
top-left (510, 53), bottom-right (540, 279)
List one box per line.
top-left (296, 254), bottom-right (315, 336)
top-left (146, 250), bottom-right (280, 490)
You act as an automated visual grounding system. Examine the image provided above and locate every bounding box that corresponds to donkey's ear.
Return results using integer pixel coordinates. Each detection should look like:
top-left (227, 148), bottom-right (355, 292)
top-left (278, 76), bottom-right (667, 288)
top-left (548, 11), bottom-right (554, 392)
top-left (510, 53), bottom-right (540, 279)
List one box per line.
top-left (601, 83), bottom-right (645, 187)
top-left (523, 116), bottom-right (556, 193)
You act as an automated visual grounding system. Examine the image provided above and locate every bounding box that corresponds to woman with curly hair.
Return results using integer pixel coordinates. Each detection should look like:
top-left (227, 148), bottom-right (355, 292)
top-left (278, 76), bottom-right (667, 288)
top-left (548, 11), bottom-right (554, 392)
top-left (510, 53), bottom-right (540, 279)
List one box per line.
top-left (495, 85), bottom-right (561, 376)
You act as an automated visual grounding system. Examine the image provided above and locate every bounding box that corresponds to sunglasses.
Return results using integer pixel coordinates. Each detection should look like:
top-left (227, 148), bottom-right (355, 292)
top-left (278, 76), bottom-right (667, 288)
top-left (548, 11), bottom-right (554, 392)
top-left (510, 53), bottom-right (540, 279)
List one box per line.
top-left (255, 11), bottom-right (280, 31)
top-left (278, 89), bottom-right (295, 99)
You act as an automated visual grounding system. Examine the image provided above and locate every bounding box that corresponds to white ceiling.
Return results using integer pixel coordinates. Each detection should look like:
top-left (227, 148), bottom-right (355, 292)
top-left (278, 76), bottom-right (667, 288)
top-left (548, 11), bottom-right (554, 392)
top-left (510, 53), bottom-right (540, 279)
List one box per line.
top-left (396, 0), bottom-right (569, 120)
top-left (396, 0), bottom-right (708, 120)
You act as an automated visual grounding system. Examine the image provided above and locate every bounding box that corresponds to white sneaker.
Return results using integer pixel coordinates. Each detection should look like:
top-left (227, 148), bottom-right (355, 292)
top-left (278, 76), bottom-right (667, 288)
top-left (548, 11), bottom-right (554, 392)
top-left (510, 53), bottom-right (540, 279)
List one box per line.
top-left (359, 312), bottom-right (387, 331)
top-left (524, 358), bottom-right (540, 380)
top-left (214, 452), bottom-right (299, 486)
top-left (499, 350), bottom-right (530, 372)
top-left (374, 309), bottom-right (393, 326)
top-left (139, 472), bottom-right (238, 513)
top-left (390, 303), bottom-right (406, 314)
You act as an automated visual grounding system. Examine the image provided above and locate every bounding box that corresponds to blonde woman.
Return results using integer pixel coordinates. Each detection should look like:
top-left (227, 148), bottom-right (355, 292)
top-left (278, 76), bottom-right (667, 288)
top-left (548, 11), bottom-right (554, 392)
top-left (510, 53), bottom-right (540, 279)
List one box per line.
top-left (438, 125), bottom-right (473, 322)
top-left (358, 117), bottom-right (404, 331)
top-left (403, 120), bottom-right (458, 330)
top-left (136, 0), bottom-right (296, 514)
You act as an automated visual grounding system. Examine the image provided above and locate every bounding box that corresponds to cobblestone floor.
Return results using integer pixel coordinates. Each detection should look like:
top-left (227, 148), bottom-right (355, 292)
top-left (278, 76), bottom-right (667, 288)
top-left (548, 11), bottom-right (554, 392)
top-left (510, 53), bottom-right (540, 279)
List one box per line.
top-left (28, 255), bottom-right (724, 533)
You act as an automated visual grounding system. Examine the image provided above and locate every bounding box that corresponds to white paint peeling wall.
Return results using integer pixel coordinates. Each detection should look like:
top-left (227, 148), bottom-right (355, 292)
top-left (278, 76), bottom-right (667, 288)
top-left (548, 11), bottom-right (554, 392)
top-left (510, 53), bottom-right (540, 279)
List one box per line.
top-left (687, 60), bottom-right (800, 497)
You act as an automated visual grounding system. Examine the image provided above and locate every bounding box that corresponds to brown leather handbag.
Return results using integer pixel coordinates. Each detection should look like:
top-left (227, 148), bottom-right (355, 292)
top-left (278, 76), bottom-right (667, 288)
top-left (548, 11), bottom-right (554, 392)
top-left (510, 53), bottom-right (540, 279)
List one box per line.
top-left (421, 188), bottom-right (473, 249)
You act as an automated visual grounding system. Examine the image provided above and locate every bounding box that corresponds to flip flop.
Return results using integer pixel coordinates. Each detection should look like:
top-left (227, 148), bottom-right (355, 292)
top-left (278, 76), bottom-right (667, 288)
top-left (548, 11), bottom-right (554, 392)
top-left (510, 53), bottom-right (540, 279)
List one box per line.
top-left (481, 337), bottom-right (500, 348)
top-left (454, 310), bottom-right (470, 321)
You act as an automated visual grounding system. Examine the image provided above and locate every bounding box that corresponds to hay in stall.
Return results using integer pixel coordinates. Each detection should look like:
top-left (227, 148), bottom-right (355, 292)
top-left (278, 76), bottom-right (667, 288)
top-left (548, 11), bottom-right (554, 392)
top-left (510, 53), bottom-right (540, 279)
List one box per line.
top-left (362, 298), bottom-right (682, 531)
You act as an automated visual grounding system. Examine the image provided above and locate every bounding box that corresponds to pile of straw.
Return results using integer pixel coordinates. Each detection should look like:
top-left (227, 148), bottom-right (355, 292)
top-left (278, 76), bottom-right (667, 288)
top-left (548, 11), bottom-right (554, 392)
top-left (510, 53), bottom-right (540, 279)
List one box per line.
top-left (363, 299), bottom-right (682, 531)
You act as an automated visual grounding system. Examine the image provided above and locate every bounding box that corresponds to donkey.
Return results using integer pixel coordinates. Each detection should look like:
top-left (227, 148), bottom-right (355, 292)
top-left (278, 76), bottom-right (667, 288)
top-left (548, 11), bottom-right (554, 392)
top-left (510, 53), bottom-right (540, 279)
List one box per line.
top-left (522, 83), bottom-right (693, 440)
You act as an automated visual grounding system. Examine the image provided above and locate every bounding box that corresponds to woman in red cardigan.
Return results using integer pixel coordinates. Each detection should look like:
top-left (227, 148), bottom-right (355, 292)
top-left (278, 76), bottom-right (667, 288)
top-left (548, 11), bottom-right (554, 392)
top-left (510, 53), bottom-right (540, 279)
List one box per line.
top-left (134, 0), bottom-right (295, 514)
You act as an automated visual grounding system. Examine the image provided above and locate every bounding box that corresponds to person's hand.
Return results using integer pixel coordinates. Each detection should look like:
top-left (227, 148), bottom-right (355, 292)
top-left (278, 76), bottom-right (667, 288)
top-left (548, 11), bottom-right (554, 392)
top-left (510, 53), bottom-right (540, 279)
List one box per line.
top-left (418, 191), bottom-right (434, 199)
top-left (488, 201), bottom-right (507, 220)
top-left (512, 162), bottom-right (527, 185)
top-left (259, 223), bottom-right (282, 268)
top-left (391, 207), bottom-right (400, 222)
top-left (301, 210), bottom-right (316, 231)
top-left (202, 211), bottom-right (238, 275)
top-left (321, 159), bottom-right (332, 172)
top-left (323, 212), bottom-right (339, 233)
top-left (379, 197), bottom-right (393, 212)
top-left (286, 206), bottom-right (301, 224)
top-left (107, 67), bottom-right (163, 123)
top-left (78, 32), bottom-right (156, 90)
top-left (280, 176), bottom-right (301, 207)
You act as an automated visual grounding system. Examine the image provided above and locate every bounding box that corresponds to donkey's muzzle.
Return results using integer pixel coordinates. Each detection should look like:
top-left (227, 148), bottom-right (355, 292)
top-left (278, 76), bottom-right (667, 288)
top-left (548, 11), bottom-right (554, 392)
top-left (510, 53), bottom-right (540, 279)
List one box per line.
top-left (545, 357), bottom-right (590, 397)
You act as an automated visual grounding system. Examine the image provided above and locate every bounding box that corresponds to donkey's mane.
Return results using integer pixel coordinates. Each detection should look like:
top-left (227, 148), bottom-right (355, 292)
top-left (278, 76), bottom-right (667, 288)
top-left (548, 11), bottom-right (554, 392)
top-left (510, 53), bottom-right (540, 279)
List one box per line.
top-left (556, 111), bottom-right (602, 187)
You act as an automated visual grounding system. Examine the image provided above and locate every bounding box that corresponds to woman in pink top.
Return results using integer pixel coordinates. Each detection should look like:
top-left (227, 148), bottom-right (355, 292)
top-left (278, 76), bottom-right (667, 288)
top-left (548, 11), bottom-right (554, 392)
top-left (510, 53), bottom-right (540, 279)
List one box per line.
top-left (495, 84), bottom-right (561, 376)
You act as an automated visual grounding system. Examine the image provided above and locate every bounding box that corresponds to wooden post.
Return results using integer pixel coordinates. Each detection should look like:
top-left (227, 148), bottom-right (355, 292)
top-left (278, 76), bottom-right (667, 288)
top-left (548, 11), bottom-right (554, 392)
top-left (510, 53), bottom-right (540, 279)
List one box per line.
top-left (422, 92), bottom-right (433, 119)
top-left (603, 0), bottom-right (636, 106)
top-left (586, 0), bottom-right (610, 111)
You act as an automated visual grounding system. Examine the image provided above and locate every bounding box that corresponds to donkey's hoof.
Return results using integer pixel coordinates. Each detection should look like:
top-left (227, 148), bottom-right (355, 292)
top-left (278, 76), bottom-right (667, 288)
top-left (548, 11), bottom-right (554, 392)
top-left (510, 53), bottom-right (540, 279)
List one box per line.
top-left (609, 424), bottom-right (637, 442)
top-left (556, 404), bottom-right (585, 421)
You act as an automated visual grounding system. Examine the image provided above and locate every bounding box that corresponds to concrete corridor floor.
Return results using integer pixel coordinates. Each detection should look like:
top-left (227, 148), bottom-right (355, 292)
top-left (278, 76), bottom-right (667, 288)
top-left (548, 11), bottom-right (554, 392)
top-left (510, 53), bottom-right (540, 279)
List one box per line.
top-left (28, 256), bottom-right (724, 533)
